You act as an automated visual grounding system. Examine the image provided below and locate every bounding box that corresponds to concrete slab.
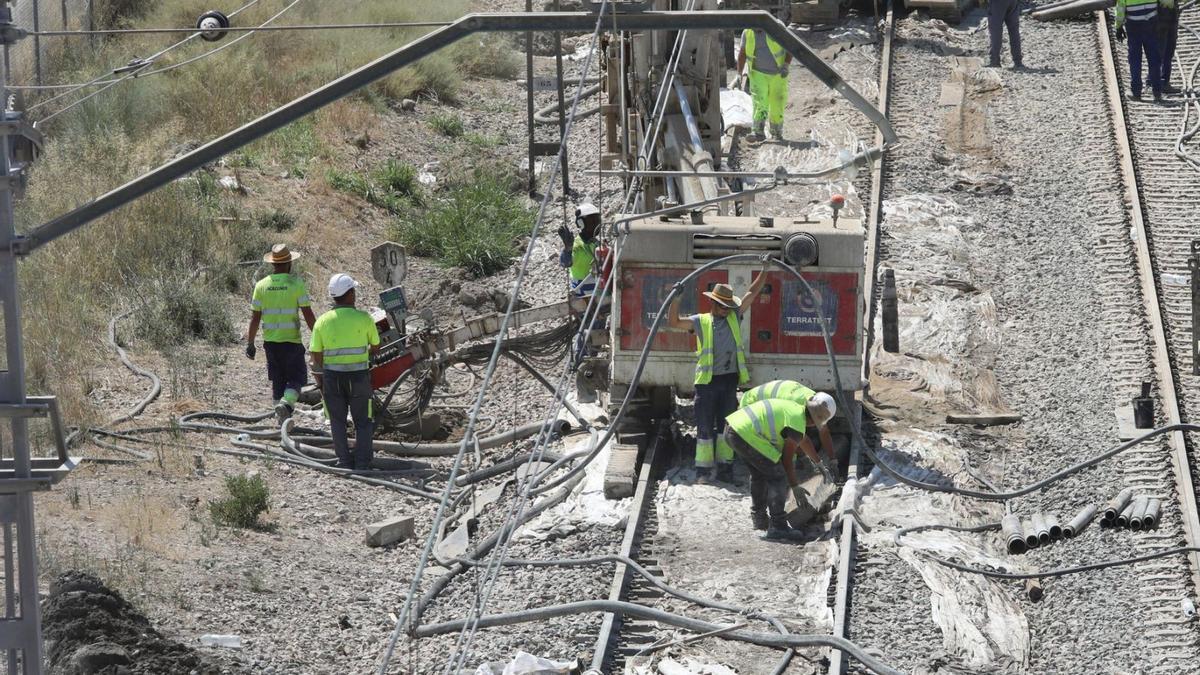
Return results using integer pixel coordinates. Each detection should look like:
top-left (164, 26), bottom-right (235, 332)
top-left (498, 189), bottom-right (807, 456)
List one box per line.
top-left (939, 82), bottom-right (965, 107)
top-left (604, 443), bottom-right (639, 499)
top-left (365, 516), bottom-right (415, 547)
top-left (1116, 404), bottom-right (1138, 440)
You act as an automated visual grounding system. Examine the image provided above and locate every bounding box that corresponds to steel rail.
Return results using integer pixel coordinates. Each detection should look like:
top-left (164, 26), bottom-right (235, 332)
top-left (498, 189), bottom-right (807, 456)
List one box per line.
top-left (590, 422), bottom-right (663, 672)
top-left (1097, 9), bottom-right (1200, 594)
top-left (10, 10), bottom-right (893, 255)
top-left (830, 7), bottom-right (894, 675)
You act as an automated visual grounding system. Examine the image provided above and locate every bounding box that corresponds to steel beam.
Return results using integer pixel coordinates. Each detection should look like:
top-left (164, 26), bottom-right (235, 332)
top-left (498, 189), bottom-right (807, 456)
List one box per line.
top-left (15, 10), bottom-right (893, 254)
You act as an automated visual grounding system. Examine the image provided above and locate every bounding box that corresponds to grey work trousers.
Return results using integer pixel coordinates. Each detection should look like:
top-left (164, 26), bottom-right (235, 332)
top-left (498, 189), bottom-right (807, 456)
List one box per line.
top-left (988, 0), bottom-right (1022, 67)
top-left (725, 427), bottom-right (790, 519)
top-left (323, 370), bottom-right (374, 470)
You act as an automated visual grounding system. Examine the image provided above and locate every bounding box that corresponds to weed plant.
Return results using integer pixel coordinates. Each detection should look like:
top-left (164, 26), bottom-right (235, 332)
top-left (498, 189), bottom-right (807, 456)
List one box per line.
top-left (209, 474), bottom-right (271, 530)
top-left (429, 112), bottom-right (466, 138)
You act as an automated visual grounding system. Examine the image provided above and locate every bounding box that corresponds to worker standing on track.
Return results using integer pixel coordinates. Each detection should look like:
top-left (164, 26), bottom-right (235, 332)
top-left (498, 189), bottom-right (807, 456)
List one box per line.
top-left (246, 244), bottom-right (317, 424)
top-left (309, 274), bottom-right (381, 471)
top-left (668, 263), bottom-right (770, 483)
top-left (1115, 0), bottom-right (1173, 102)
top-left (735, 25), bottom-right (792, 142)
top-left (1157, 1), bottom-right (1181, 94)
top-left (557, 203), bottom-right (601, 297)
top-left (740, 379), bottom-right (839, 482)
top-left (986, 0), bottom-right (1023, 69)
top-left (724, 395), bottom-right (837, 540)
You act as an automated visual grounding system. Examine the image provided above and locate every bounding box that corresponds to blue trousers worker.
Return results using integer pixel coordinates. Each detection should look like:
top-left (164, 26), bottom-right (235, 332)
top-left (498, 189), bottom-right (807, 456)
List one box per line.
top-left (1127, 20), bottom-right (1163, 99)
top-left (1157, 6), bottom-right (1179, 90)
top-left (694, 372), bottom-right (740, 475)
top-left (988, 0), bottom-right (1023, 68)
top-left (323, 370), bottom-right (374, 470)
top-left (264, 342), bottom-right (307, 403)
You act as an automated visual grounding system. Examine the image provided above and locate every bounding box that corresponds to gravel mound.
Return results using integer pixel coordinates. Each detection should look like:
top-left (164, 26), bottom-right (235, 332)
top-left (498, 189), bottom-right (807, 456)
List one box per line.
top-left (43, 571), bottom-right (240, 675)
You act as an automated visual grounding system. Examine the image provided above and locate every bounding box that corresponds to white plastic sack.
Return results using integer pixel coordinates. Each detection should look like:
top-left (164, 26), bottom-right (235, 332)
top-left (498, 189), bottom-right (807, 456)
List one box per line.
top-left (719, 88), bottom-right (753, 130)
top-left (474, 651), bottom-right (576, 675)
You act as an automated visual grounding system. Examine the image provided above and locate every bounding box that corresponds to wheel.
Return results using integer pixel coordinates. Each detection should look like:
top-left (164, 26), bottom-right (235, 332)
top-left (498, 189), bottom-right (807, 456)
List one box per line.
top-left (196, 10), bottom-right (230, 42)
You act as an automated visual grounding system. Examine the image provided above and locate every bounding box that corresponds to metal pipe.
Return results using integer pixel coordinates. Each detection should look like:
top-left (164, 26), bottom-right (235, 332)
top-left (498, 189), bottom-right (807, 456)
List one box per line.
top-left (1046, 514), bottom-right (1063, 541)
top-left (1025, 578), bottom-right (1044, 602)
top-left (672, 78), bottom-right (704, 153)
top-left (1143, 498), bottom-right (1162, 529)
top-left (1023, 518), bottom-right (1039, 549)
top-left (1117, 500), bottom-right (1137, 528)
top-left (1002, 514), bottom-right (1026, 554)
top-left (1129, 496), bottom-right (1150, 531)
top-left (16, 10), bottom-right (893, 254)
top-left (1064, 504), bottom-right (1097, 538)
top-left (453, 450), bottom-right (565, 488)
top-left (413, 600), bottom-right (903, 675)
top-left (591, 147), bottom-right (882, 182)
top-left (1103, 487), bottom-right (1134, 523)
top-left (1032, 513), bottom-right (1050, 546)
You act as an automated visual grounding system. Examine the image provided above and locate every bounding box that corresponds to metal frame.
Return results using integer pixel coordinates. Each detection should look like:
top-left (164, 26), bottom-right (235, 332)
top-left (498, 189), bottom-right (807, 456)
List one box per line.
top-left (0, 9), bottom-right (892, 673)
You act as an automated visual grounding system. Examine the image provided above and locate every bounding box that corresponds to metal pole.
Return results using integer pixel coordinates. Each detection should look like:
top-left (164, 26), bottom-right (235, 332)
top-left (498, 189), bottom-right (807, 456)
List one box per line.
top-left (4, 523), bottom-right (16, 673)
top-left (31, 0), bottom-right (40, 86)
top-left (0, 4), bottom-right (42, 670)
top-left (1191, 240), bottom-right (1199, 375)
top-left (525, 0), bottom-right (535, 195)
top-left (553, 0), bottom-right (570, 195)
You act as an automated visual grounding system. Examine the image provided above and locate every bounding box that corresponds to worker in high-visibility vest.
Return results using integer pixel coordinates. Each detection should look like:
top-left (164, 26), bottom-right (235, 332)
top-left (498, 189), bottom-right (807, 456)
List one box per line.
top-left (735, 27), bottom-right (792, 142)
top-left (724, 395), bottom-right (837, 540)
top-left (557, 202), bottom-right (601, 297)
top-left (246, 244), bottom-right (317, 424)
top-left (1115, 0), bottom-right (1174, 102)
top-left (309, 274), bottom-right (381, 471)
top-left (668, 263), bottom-right (770, 483)
top-left (740, 379), bottom-right (839, 479)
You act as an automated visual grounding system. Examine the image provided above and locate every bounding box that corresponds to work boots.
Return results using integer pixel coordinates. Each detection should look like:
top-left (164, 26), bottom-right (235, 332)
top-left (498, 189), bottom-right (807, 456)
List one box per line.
top-left (716, 463), bottom-right (734, 484)
top-left (749, 123), bottom-right (765, 143)
top-left (764, 515), bottom-right (806, 542)
top-left (770, 123), bottom-right (784, 141)
top-left (751, 509), bottom-right (769, 531)
top-left (274, 401), bottom-right (294, 425)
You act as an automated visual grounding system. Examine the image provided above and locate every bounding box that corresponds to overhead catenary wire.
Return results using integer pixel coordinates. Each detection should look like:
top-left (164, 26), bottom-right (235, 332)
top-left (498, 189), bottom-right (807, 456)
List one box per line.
top-left (375, 5), bottom-right (615, 672)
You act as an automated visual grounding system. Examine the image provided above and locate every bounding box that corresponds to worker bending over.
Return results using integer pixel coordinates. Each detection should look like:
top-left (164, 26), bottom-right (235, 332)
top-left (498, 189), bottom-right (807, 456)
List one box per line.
top-left (246, 244), bottom-right (316, 423)
top-left (557, 202), bottom-right (601, 297)
top-left (740, 379), bottom-right (839, 481)
top-left (309, 274), bottom-right (381, 471)
top-left (1115, 0), bottom-right (1174, 102)
top-left (668, 263), bottom-right (770, 483)
top-left (735, 26), bottom-right (792, 142)
top-left (725, 395), bottom-right (837, 540)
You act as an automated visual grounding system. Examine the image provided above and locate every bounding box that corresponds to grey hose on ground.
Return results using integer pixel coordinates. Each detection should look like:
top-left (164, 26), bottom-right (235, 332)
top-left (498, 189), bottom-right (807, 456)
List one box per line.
top-left (275, 421), bottom-right (442, 500)
top-left (291, 420), bottom-right (557, 457)
top-left (414, 600), bottom-right (901, 675)
top-left (534, 83), bottom-right (602, 124)
top-left (453, 448), bottom-right (567, 488)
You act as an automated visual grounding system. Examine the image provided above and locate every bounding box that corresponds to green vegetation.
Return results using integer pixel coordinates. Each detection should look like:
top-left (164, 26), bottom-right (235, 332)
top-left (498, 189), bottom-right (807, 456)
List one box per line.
top-left (209, 474), bottom-right (272, 530)
top-left (429, 112), bottom-right (466, 138)
top-left (393, 168), bottom-right (534, 277)
top-left (253, 208), bottom-right (297, 233)
top-left (328, 159), bottom-right (422, 214)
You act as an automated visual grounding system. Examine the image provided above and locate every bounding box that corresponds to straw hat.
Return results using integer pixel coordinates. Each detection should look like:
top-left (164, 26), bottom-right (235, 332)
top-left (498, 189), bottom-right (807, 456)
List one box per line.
top-left (703, 283), bottom-right (741, 309)
top-left (263, 243), bottom-right (300, 264)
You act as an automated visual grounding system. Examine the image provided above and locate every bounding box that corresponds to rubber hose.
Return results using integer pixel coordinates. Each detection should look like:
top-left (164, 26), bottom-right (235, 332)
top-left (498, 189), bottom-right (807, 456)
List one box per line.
top-left (290, 420), bottom-right (557, 457)
top-left (270, 425), bottom-right (442, 500)
top-left (503, 351), bottom-right (590, 430)
top-left (453, 449), bottom-right (567, 488)
top-left (413, 600), bottom-right (901, 675)
top-left (534, 83), bottom-right (601, 124)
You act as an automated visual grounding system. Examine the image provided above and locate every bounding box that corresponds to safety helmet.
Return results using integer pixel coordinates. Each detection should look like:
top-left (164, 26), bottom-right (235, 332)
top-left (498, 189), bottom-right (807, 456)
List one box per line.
top-left (328, 273), bottom-right (359, 299)
top-left (575, 202), bottom-right (600, 219)
top-left (806, 392), bottom-right (837, 427)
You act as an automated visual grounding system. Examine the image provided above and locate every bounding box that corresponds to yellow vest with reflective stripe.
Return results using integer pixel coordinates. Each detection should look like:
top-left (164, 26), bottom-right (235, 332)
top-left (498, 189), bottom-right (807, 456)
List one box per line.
top-left (740, 380), bottom-right (816, 409)
top-left (251, 273), bottom-right (311, 344)
top-left (727, 399), bottom-right (808, 463)
top-left (694, 313), bottom-right (750, 386)
top-left (310, 307), bottom-right (379, 372)
top-left (742, 29), bottom-right (786, 74)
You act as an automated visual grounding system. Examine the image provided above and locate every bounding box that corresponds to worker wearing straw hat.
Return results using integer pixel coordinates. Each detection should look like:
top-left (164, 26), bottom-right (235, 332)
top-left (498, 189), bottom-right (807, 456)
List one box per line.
top-left (668, 262), bottom-right (770, 483)
top-left (246, 244), bottom-right (316, 424)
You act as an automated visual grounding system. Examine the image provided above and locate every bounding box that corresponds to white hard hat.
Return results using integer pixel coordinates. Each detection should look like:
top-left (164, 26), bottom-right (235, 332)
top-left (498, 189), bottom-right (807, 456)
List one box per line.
top-left (328, 273), bottom-right (359, 298)
top-left (575, 202), bottom-right (600, 219)
top-left (806, 392), bottom-right (837, 427)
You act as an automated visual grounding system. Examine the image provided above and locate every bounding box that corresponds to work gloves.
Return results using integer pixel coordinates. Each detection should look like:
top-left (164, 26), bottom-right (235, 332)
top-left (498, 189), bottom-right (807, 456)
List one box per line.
top-left (731, 74), bottom-right (744, 91)
top-left (556, 224), bottom-right (575, 249)
top-left (779, 64), bottom-right (789, 78)
top-left (245, 343), bottom-right (256, 360)
top-left (1115, 25), bottom-right (1126, 41)
top-left (791, 484), bottom-right (810, 507)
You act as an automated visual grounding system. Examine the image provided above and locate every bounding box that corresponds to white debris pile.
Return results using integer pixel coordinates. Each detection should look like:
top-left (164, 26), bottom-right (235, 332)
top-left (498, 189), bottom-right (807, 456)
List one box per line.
top-left (473, 650), bottom-right (576, 675)
top-left (516, 434), bottom-right (630, 542)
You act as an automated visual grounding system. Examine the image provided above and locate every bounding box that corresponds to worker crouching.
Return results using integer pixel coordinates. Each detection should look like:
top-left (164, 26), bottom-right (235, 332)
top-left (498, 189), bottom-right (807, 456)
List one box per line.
top-left (724, 394), bottom-right (837, 541)
top-left (668, 263), bottom-right (769, 483)
top-left (309, 274), bottom-right (381, 471)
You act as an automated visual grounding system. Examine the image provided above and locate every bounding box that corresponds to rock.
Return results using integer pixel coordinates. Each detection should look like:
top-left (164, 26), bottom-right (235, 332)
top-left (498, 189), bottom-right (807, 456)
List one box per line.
top-left (365, 516), bottom-right (416, 547)
top-left (71, 642), bottom-right (130, 673)
top-left (400, 98), bottom-right (417, 112)
top-left (198, 634), bottom-right (242, 649)
top-left (351, 131), bottom-right (370, 149)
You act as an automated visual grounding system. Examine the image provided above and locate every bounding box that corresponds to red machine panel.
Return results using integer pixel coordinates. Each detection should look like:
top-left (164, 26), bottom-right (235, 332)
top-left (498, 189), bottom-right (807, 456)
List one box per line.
top-left (748, 271), bottom-right (858, 356)
top-left (619, 266), bottom-right (728, 352)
